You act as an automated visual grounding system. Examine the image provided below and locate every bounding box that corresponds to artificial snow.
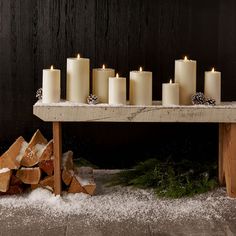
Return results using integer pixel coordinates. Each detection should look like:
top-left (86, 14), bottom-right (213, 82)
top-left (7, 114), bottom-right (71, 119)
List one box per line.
top-left (75, 175), bottom-right (92, 186)
top-left (20, 167), bottom-right (38, 170)
top-left (35, 99), bottom-right (236, 108)
top-left (34, 143), bottom-right (46, 157)
top-left (0, 170), bottom-right (235, 224)
top-left (15, 141), bottom-right (28, 163)
top-left (0, 168), bottom-right (10, 174)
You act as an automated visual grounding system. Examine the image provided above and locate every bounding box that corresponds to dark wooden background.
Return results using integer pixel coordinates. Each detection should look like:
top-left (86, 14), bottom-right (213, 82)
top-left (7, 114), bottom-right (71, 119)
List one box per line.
top-left (0, 0), bottom-right (235, 167)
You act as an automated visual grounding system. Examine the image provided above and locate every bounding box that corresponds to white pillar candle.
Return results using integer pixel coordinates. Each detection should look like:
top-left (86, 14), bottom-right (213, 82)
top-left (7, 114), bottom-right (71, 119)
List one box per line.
top-left (42, 65), bottom-right (61, 103)
top-left (92, 65), bottom-right (115, 103)
top-left (204, 68), bottom-right (221, 104)
top-left (175, 56), bottom-right (196, 105)
top-left (66, 54), bottom-right (90, 103)
top-left (109, 73), bottom-right (126, 105)
top-left (130, 67), bottom-right (152, 105)
top-left (162, 79), bottom-right (179, 106)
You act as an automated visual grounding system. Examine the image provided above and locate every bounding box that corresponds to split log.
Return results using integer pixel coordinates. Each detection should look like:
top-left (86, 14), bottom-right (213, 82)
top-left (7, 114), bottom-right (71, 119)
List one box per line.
top-left (40, 175), bottom-right (54, 188)
top-left (16, 167), bottom-right (41, 184)
top-left (39, 140), bottom-right (53, 162)
top-left (62, 151), bottom-right (74, 171)
top-left (39, 160), bottom-right (54, 176)
top-left (0, 185), bottom-right (23, 195)
top-left (31, 175), bottom-right (54, 191)
top-left (0, 168), bottom-right (12, 192)
top-left (83, 184), bottom-right (96, 196)
top-left (31, 184), bottom-right (39, 190)
top-left (76, 175), bottom-right (96, 195)
top-left (62, 169), bottom-right (73, 186)
top-left (77, 167), bottom-right (96, 195)
top-left (10, 175), bottom-right (22, 186)
top-left (21, 130), bottom-right (48, 167)
top-left (0, 137), bottom-right (27, 169)
top-left (68, 176), bottom-right (87, 194)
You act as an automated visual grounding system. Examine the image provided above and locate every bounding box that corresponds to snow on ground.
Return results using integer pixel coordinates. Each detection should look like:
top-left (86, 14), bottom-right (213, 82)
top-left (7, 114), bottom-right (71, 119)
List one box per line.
top-left (0, 170), bottom-right (235, 225)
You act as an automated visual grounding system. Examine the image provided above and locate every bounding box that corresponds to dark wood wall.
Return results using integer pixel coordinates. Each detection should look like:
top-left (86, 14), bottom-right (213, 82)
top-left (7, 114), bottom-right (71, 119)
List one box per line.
top-left (0, 0), bottom-right (235, 167)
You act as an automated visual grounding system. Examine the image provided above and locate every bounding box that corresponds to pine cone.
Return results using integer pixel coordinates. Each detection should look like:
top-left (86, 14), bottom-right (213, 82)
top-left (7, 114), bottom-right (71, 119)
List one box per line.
top-left (205, 98), bottom-right (216, 106)
top-left (87, 94), bottom-right (99, 105)
top-left (192, 92), bottom-right (206, 105)
top-left (36, 88), bottom-right (42, 100)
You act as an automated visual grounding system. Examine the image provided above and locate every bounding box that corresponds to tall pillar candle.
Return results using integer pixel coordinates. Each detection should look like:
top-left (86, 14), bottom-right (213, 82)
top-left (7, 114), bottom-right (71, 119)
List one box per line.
top-left (162, 79), bottom-right (179, 106)
top-left (175, 57), bottom-right (196, 105)
top-left (204, 68), bottom-right (221, 104)
top-left (66, 54), bottom-right (90, 103)
top-left (92, 65), bottom-right (115, 103)
top-left (130, 67), bottom-right (152, 105)
top-left (42, 65), bottom-right (61, 103)
top-left (109, 74), bottom-right (126, 105)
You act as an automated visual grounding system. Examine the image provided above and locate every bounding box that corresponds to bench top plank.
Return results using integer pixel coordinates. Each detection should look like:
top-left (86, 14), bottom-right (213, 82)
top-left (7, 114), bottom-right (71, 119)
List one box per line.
top-left (33, 100), bottom-right (236, 123)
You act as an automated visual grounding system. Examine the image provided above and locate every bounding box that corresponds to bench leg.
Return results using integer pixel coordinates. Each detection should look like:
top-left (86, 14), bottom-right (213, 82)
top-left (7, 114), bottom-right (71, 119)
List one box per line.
top-left (218, 123), bottom-right (225, 186)
top-left (220, 123), bottom-right (236, 198)
top-left (53, 122), bottom-right (62, 195)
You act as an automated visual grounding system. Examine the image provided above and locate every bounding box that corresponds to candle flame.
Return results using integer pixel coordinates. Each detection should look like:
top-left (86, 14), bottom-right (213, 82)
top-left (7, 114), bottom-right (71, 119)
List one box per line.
top-left (170, 79), bottom-right (172, 84)
top-left (77, 54), bottom-right (80, 59)
top-left (102, 64), bottom-right (105, 69)
top-left (139, 67), bottom-right (143, 72)
top-left (50, 65), bottom-right (54, 70)
top-left (184, 56), bottom-right (188, 61)
top-left (212, 67), bottom-right (215, 72)
top-left (116, 73), bottom-right (119, 78)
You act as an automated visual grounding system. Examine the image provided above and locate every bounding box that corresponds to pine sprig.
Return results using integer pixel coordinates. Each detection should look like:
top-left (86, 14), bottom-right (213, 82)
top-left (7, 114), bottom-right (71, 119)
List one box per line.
top-left (108, 158), bottom-right (218, 198)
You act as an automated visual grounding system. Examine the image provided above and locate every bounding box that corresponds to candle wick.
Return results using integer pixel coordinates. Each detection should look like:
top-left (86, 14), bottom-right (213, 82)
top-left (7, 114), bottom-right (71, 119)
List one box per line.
top-left (50, 65), bottom-right (54, 70)
top-left (102, 64), bottom-right (105, 69)
top-left (116, 73), bottom-right (119, 78)
top-left (77, 54), bottom-right (80, 59)
top-left (139, 67), bottom-right (142, 72)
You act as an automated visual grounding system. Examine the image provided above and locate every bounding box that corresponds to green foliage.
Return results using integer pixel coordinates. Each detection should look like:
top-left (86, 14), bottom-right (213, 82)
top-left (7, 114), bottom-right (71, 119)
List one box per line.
top-left (109, 158), bottom-right (218, 198)
top-left (74, 158), bottom-right (98, 168)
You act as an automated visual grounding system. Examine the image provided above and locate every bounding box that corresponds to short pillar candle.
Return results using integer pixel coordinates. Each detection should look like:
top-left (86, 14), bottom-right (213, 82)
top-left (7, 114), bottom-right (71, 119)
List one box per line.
top-left (204, 68), bottom-right (221, 104)
top-left (42, 65), bottom-right (61, 103)
top-left (175, 56), bottom-right (196, 105)
top-left (109, 73), bottom-right (126, 105)
top-left (130, 67), bottom-right (152, 105)
top-left (92, 65), bottom-right (115, 103)
top-left (66, 54), bottom-right (90, 103)
top-left (162, 79), bottom-right (179, 106)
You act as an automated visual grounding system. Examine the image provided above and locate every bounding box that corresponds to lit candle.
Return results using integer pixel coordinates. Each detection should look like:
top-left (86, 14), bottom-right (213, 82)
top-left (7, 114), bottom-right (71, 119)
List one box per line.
top-left (175, 56), bottom-right (196, 105)
top-left (66, 53), bottom-right (90, 103)
top-left (109, 73), bottom-right (126, 105)
top-left (42, 65), bottom-right (61, 103)
top-left (204, 67), bottom-right (221, 104)
top-left (92, 64), bottom-right (115, 103)
top-left (162, 79), bottom-right (179, 106)
top-left (130, 67), bottom-right (152, 105)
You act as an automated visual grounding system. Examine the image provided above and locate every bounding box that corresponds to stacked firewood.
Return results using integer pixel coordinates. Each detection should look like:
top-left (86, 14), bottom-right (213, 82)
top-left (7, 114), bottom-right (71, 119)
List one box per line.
top-left (0, 130), bottom-right (96, 195)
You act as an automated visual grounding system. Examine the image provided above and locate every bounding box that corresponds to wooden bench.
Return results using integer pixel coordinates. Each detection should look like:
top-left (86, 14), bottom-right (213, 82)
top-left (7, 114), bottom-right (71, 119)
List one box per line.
top-left (33, 101), bottom-right (236, 197)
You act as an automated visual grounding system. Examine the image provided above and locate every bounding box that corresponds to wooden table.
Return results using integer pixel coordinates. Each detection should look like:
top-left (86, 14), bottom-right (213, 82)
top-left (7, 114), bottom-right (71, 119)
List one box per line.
top-left (33, 101), bottom-right (236, 197)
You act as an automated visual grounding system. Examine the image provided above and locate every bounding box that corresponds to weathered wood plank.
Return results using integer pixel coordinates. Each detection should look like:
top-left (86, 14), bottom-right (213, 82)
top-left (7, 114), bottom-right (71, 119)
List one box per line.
top-left (34, 101), bottom-right (236, 123)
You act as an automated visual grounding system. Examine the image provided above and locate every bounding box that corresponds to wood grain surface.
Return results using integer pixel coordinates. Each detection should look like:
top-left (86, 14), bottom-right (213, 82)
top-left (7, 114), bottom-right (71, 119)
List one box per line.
top-left (34, 101), bottom-right (236, 123)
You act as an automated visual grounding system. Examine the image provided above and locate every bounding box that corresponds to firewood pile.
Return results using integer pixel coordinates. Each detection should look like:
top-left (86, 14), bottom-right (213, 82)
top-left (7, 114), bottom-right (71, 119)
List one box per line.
top-left (0, 130), bottom-right (96, 195)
